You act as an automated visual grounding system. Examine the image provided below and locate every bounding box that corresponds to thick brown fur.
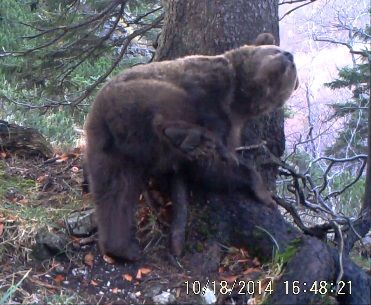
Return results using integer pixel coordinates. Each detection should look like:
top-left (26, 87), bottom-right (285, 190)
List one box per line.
top-left (85, 34), bottom-right (298, 260)
top-left (254, 32), bottom-right (276, 46)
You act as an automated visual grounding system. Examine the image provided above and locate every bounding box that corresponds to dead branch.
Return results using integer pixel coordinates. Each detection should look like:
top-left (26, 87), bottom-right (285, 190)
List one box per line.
top-left (127, 6), bottom-right (163, 25)
top-left (307, 155), bottom-right (367, 197)
top-left (279, 0), bottom-right (314, 4)
top-left (257, 141), bottom-right (368, 256)
top-left (313, 36), bottom-right (353, 50)
top-left (279, 0), bottom-right (318, 21)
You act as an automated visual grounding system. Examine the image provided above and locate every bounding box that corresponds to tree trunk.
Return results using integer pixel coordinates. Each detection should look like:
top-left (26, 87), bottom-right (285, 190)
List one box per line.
top-left (155, 1), bottom-right (370, 304)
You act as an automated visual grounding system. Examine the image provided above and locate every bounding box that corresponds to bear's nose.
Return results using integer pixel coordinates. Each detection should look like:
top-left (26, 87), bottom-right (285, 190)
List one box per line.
top-left (283, 51), bottom-right (294, 62)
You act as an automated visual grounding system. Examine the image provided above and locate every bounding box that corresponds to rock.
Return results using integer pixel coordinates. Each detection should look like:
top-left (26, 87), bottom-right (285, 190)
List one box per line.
top-left (185, 241), bottom-right (221, 275)
top-left (66, 209), bottom-right (96, 236)
top-left (201, 287), bottom-right (217, 304)
top-left (144, 284), bottom-right (163, 298)
top-left (32, 228), bottom-right (68, 260)
top-left (152, 291), bottom-right (176, 305)
top-left (362, 235), bottom-right (371, 246)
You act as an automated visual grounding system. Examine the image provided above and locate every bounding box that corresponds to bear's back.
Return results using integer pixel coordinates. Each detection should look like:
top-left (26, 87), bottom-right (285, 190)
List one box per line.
top-left (114, 55), bottom-right (234, 102)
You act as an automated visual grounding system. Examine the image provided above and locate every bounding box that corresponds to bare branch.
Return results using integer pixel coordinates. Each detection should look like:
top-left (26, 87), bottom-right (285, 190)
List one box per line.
top-left (304, 155), bottom-right (367, 202)
top-left (279, 0), bottom-right (318, 21)
top-left (313, 36), bottom-right (353, 50)
top-left (324, 160), bottom-right (367, 200)
top-left (127, 6), bottom-right (163, 24)
top-left (0, 93), bottom-right (82, 110)
top-left (235, 141), bottom-right (267, 152)
top-left (279, 0), bottom-right (313, 4)
top-left (274, 195), bottom-right (331, 238)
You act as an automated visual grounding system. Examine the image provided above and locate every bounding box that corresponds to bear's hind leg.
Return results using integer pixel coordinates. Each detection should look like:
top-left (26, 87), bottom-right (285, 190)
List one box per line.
top-left (169, 175), bottom-right (189, 256)
top-left (90, 161), bottom-right (144, 261)
top-left (157, 121), bottom-right (238, 166)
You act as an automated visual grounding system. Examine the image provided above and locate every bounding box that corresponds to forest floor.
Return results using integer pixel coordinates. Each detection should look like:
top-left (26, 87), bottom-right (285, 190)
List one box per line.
top-left (0, 152), bottom-right (280, 305)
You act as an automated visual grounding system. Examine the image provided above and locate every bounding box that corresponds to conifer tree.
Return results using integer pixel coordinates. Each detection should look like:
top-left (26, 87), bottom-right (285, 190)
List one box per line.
top-left (325, 21), bottom-right (370, 157)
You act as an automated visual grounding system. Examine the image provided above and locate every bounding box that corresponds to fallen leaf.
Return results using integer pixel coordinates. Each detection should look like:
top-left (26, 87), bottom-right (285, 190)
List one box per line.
top-left (252, 257), bottom-right (260, 267)
top-left (73, 147), bottom-right (82, 154)
top-left (56, 154), bottom-right (69, 163)
top-left (111, 287), bottom-right (119, 294)
top-left (90, 279), bottom-right (99, 286)
top-left (84, 253), bottom-right (94, 268)
top-left (18, 198), bottom-right (29, 205)
top-left (139, 267), bottom-right (151, 275)
top-left (53, 274), bottom-right (65, 284)
top-left (36, 175), bottom-right (47, 183)
top-left (103, 254), bottom-right (115, 264)
top-left (240, 248), bottom-right (249, 257)
top-left (219, 274), bottom-right (238, 282)
top-left (123, 273), bottom-right (133, 281)
top-left (135, 267), bottom-right (151, 279)
top-left (0, 223), bottom-right (4, 236)
top-left (70, 236), bottom-right (81, 242)
top-left (242, 267), bottom-right (261, 275)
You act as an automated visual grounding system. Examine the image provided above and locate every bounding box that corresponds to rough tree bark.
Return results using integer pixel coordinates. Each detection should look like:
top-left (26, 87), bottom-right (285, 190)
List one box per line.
top-left (155, 1), bottom-right (370, 304)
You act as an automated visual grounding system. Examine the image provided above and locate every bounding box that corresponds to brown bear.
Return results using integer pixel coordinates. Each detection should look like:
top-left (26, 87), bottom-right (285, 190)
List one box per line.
top-left (85, 34), bottom-right (298, 261)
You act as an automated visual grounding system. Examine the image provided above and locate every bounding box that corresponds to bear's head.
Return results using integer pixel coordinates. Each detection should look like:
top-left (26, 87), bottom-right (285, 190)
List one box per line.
top-left (227, 44), bottom-right (298, 117)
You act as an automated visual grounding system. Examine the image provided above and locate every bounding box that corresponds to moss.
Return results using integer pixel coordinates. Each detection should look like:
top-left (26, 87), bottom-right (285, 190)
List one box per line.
top-left (0, 163), bottom-right (35, 199)
top-left (275, 238), bottom-right (302, 265)
top-left (350, 251), bottom-right (371, 271)
top-left (0, 160), bottom-right (84, 230)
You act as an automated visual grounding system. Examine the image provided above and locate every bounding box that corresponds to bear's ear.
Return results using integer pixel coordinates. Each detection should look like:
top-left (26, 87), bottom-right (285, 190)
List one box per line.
top-left (254, 33), bottom-right (276, 46)
top-left (294, 77), bottom-right (299, 90)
